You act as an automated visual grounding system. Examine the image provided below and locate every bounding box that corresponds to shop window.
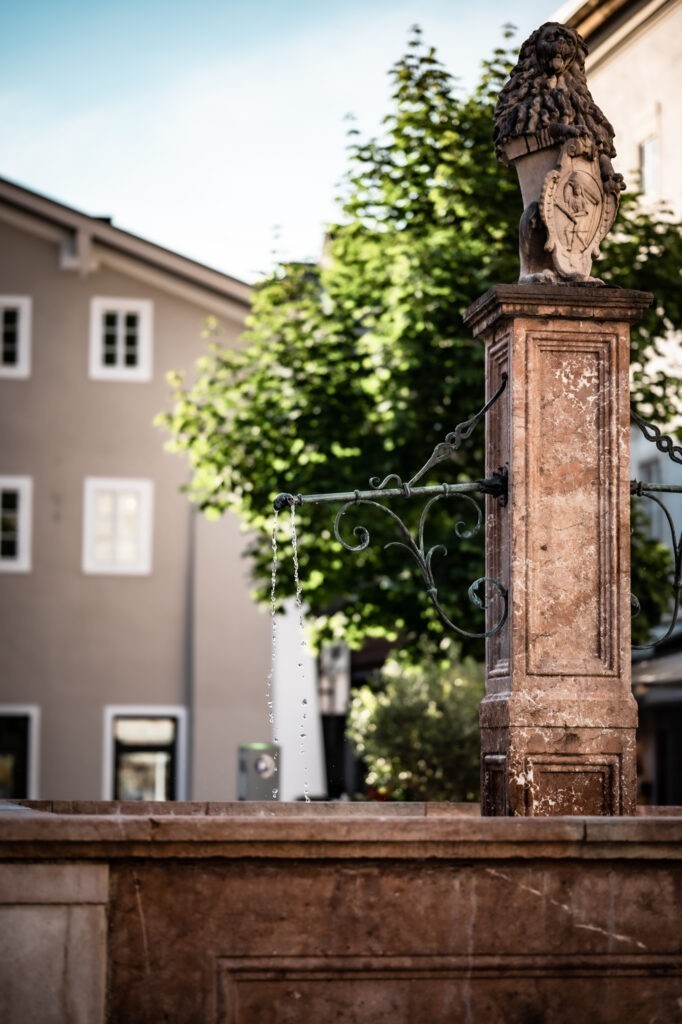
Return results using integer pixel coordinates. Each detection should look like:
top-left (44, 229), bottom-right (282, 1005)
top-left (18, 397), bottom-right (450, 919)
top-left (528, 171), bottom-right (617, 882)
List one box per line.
top-left (0, 707), bottom-right (40, 798)
top-left (103, 707), bottom-right (187, 800)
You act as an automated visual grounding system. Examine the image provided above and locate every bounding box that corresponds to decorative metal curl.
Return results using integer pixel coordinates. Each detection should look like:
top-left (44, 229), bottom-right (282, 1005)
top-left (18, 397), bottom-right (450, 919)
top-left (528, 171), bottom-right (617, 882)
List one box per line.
top-left (631, 485), bottom-right (682, 649)
top-left (272, 382), bottom-right (509, 638)
top-left (332, 492), bottom-right (508, 640)
top-left (630, 406), bottom-right (682, 647)
top-left (370, 373), bottom-right (508, 492)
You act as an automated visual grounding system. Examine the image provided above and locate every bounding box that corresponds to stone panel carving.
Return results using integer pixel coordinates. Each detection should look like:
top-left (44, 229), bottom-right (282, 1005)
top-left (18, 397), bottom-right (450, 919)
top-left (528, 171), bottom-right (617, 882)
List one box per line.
top-left (0, 862), bottom-right (108, 1024)
top-left (524, 333), bottom-right (619, 677)
top-left (216, 953), bottom-right (682, 1023)
top-left (525, 753), bottom-right (621, 816)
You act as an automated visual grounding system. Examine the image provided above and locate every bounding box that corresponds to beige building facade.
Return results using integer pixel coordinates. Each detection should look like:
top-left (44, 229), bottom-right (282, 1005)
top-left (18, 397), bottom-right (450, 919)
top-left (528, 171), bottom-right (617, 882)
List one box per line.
top-left (0, 177), bottom-right (277, 801)
top-left (557, 0), bottom-right (681, 213)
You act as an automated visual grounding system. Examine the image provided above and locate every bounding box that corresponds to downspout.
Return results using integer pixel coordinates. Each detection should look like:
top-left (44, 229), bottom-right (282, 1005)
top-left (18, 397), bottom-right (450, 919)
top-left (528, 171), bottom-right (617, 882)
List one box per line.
top-left (182, 503), bottom-right (196, 800)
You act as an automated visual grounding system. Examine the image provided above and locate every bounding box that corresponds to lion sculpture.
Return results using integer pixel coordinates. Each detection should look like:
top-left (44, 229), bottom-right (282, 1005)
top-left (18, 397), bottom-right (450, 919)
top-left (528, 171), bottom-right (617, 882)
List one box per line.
top-left (494, 23), bottom-right (625, 283)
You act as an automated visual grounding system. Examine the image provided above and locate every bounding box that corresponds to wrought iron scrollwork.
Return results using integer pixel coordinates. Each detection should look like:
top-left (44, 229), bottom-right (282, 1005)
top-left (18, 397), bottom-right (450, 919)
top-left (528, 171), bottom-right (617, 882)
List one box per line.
top-left (630, 407), bottom-right (682, 649)
top-left (369, 373), bottom-right (508, 493)
top-left (631, 410), bottom-right (682, 465)
top-left (332, 491), bottom-right (507, 639)
top-left (273, 380), bottom-right (509, 639)
top-left (630, 484), bottom-right (682, 649)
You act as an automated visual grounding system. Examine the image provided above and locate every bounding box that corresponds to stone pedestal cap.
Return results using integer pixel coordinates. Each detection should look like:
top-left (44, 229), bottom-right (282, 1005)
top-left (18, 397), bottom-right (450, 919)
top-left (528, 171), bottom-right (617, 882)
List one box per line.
top-left (464, 284), bottom-right (653, 337)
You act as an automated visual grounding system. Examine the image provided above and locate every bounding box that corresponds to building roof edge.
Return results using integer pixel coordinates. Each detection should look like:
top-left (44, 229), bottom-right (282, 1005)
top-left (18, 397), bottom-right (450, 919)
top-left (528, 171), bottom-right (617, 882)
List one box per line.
top-left (0, 175), bottom-right (252, 308)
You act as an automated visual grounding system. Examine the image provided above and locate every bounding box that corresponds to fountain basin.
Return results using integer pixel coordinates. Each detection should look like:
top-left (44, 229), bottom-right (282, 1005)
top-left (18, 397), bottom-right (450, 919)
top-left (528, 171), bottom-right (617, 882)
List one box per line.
top-left (1, 801), bottom-right (680, 1022)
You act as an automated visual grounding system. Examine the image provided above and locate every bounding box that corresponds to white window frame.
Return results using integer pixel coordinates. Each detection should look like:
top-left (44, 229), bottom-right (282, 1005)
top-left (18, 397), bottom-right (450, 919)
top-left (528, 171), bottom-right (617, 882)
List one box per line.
top-left (82, 477), bottom-right (153, 575)
top-left (102, 705), bottom-right (188, 801)
top-left (0, 296), bottom-right (32, 379)
top-left (89, 297), bottom-right (153, 382)
top-left (638, 134), bottom-right (660, 200)
top-left (0, 704), bottom-right (41, 799)
top-left (0, 476), bottom-right (33, 573)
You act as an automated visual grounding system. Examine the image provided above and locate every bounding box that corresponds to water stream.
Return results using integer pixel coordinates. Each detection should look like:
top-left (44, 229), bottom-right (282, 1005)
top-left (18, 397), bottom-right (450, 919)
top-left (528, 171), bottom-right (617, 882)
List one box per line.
top-left (266, 510), bottom-right (280, 799)
top-left (267, 505), bottom-right (312, 802)
top-left (290, 505), bottom-right (311, 803)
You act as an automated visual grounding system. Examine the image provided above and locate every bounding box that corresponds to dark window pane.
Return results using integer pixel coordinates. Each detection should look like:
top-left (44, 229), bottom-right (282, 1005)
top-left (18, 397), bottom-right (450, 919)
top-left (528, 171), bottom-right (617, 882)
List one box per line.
top-left (2, 309), bottom-right (18, 366)
top-left (124, 315), bottom-right (138, 367)
top-left (0, 716), bottom-right (30, 798)
top-left (2, 340), bottom-right (18, 365)
top-left (2, 488), bottom-right (20, 558)
top-left (1, 511), bottom-right (18, 533)
top-left (113, 716), bottom-right (178, 800)
top-left (102, 313), bottom-right (119, 368)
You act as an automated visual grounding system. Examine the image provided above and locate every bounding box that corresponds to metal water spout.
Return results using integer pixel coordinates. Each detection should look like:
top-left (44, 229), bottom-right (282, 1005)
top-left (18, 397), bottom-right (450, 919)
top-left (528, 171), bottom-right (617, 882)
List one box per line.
top-left (273, 376), bottom-right (510, 641)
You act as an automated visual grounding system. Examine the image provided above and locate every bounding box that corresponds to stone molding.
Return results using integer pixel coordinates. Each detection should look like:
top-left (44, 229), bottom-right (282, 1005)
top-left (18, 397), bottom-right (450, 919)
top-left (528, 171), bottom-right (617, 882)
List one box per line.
top-left (463, 284), bottom-right (654, 336)
top-left (1, 803), bottom-right (681, 860)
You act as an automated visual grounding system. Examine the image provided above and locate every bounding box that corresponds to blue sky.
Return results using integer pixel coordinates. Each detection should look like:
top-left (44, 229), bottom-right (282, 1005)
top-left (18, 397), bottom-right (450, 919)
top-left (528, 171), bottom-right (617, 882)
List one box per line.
top-left (1, 0), bottom-right (562, 282)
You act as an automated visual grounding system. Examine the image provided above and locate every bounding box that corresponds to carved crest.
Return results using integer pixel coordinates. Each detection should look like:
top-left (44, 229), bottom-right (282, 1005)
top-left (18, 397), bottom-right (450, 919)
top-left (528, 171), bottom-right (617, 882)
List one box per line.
top-left (494, 22), bottom-right (625, 284)
top-left (540, 139), bottom-right (619, 282)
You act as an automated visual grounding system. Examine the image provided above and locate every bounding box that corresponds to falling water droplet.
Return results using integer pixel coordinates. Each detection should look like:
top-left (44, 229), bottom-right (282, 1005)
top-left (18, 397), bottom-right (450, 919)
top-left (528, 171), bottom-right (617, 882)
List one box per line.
top-left (265, 512), bottom-right (280, 790)
top-left (291, 505), bottom-right (311, 802)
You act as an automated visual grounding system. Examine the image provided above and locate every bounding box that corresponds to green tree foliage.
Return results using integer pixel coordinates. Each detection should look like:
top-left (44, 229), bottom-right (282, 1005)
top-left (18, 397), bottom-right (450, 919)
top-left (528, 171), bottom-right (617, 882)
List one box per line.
top-left (159, 27), bottom-right (682, 660)
top-left (346, 640), bottom-right (484, 801)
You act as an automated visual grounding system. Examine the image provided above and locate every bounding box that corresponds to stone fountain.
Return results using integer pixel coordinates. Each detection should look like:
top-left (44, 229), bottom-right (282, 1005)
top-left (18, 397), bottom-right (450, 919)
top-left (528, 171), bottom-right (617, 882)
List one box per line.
top-left (1, 23), bottom-right (680, 1023)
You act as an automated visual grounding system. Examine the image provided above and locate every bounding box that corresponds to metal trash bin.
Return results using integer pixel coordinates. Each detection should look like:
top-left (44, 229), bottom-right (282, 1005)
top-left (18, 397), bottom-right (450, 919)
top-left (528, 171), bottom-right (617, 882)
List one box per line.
top-left (237, 742), bottom-right (280, 800)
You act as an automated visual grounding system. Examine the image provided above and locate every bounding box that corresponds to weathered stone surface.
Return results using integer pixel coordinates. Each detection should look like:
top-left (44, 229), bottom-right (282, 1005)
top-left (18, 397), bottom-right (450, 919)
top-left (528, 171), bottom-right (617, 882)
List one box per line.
top-left (464, 285), bottom-right (652, 816)
top-left (0, 861), bottom-right (108, 1024)
top-left (1, 803), bottom-right (680, 1022)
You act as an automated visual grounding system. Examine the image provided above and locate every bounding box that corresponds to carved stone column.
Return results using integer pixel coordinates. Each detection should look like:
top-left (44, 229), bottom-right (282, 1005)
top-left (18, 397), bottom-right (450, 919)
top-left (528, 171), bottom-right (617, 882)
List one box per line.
top-left (464, 284), bottom-right (652, 816)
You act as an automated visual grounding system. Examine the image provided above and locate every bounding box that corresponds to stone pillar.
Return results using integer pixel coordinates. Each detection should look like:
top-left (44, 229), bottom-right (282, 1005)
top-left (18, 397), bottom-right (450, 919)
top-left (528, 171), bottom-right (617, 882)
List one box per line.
top-left (463, 285), bottom-right (652, 816)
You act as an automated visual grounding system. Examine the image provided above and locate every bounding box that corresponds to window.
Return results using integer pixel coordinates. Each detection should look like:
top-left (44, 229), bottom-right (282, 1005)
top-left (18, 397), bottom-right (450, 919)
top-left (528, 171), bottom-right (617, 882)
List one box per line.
top-left (318, 642), bottom-right (351, 715)
top-left (0, 476), bottom-right (32, 572)
top-left (89, 297), bottom-right (152, 381)
top-left (637, 456), bottom-right (665, 541)
top-left (0, 296), bottom-right (31, 378)
top-left (82, 477), bottom-right (153, 575)
top-left (0, 706), bottom-right (40, 799)
top-left (638, 135), bottom-right (660, 199)
top-left (103, 706), bottom-right (187, 800)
